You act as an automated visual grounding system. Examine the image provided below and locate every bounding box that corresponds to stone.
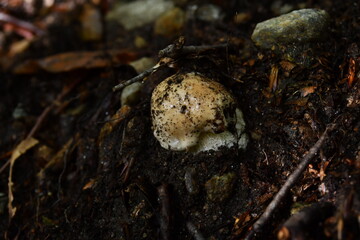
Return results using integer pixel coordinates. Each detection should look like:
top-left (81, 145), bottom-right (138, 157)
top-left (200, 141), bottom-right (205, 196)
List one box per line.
top-left (196, 4), bottom-right (223, 22)
top-left (154, 7), bottom-right (185, 38)
top-left (121, 82), bottom-right (142, 106)
top-left (80, 4), bottom-right (103, 41)
top-left (251, 9), bottom-right (330, 50)
top-left (205, 172), bottom-right (236, 202)
top-left (106, 0), bottom-right (174, 30)
top-left (129, 57), bottom-right (156, 73)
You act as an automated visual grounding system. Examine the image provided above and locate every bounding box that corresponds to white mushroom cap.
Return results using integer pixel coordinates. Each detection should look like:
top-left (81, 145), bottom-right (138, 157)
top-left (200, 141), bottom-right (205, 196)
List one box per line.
top-left (151, 72), bottom-right (247, 152)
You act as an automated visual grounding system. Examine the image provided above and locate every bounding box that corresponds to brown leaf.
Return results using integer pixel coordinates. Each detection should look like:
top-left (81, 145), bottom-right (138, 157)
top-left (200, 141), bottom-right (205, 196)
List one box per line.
top-left (286, 97), bottom-right (309, 106)
top-left (13, 50), bottom-right (137, 74)
top-left (280, 60), bottom-right (296, 72)
top-left (300, 86), bottom-right (317, 97)
top-left (269, 65), bottom-right (279, 91)
top-left (8, 137), bottom-right (39, 219)
top-left (38, 50), bottom-right (136, 73)
top-left (83, 178), bottom-right (96, 190)
top-left (347, 58), bottom-right (356, 86)
top-left (12, 59), bottom-right (40, 74)
top-left (98, 105), bottom-right (131, 145)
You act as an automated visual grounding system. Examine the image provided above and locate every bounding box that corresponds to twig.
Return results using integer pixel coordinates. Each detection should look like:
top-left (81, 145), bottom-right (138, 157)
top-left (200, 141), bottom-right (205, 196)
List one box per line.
top-left (112, 36), bottom-right (228, 92)
top-left (176, 44), bottom-right (228, 57)
top-left (158, 184), bottom-right (172, 240)
top-left (277, 202), bottom-right (335, 240)
top-left (0, 12), bottom-right (45, 36)
top-left (27, 78), bottom-right (80, 139)
top-left (0, 79), bottom-right (80, 174)
top-left (186, 221), bottom-right (205, 240)
top-left (245, 123), bottom-right (336, 240)
top-left (158, 38), bottom-right (227, 59)
top-left (112, 66), bottom-right (158, 92)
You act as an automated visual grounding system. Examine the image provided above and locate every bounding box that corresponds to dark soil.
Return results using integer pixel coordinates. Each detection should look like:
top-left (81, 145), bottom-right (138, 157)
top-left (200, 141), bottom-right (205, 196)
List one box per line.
top-left (0, 1), bottom-right (360, 240)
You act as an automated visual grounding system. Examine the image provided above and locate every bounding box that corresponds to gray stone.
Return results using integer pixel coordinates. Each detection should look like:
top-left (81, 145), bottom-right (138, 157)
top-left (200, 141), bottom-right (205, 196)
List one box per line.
top-left (154, 7), bottom-right (185, 37)
top-left (129, 57), bottom-right (156, 73)
top-left (184, 168), bottom-right (199, 195)
top-left (106, 0), bottom-right (174, 30)
top-left (251, 9), bottom-right (330, 50)
top-left (196, 4), bottom-right (223, 22)
top-left (121, 82), bottom-right (142, 106)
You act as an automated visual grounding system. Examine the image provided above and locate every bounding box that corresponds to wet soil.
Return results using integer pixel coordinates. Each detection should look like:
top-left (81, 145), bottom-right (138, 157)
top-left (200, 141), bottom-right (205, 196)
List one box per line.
top-left (0, 1), bottom-right (360, 239)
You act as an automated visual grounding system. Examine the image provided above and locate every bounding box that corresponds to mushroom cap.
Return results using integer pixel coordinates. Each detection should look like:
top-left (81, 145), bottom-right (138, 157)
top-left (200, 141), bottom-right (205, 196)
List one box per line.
top-left (151, 72), bottom-right (242, 151)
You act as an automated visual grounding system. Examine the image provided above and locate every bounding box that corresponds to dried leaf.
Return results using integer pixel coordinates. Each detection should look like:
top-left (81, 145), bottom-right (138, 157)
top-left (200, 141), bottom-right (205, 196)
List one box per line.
top-left (347, 58), bottom-right (356, 86)
top-left (38, 136), bottom-right (78, 179)
top-left (13, 50), bottom-right (137, 74)
top-left (83, 178), bottom-right (96, 190)
top-left (300, 86), bottom-right (317, 97)
top-left (319, 161), bottom-right (329, 181)
top-left (280, 60), bottom-right (296, 72)
top-left (232, 211), bottom-right (253, 236)
top-left (8, 137), bottom-right (39, 219)
top-left (269, 65), bottom-right (279, 91)
top-left (8, 39), bottom-right (31, 57)
top-left (38, 50), bottom-right (136, 73)
top-left (98, 105), bottom-right (131, 145)
top-left (262, 88), bottom-right (273, 98)
top-left (286, 97), bottom-right (309, 106)
top-left (12, 59), bottom-right (40, 74)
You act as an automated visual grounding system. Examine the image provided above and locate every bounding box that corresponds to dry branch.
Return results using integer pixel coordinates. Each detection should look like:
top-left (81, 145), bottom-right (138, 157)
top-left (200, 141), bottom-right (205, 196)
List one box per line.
top-left (112, 37), bottom-right (228, 92)
top-left (245, 123), bottom-right (336, 240)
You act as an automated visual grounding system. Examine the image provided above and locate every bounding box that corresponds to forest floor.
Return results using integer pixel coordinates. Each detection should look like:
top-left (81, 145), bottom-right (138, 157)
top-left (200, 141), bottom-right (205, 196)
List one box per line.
top-left (0, 0), bottom-right (359, 239)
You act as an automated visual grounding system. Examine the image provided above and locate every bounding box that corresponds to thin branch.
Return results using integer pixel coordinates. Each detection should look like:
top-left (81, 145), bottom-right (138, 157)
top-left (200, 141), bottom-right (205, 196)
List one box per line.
top-left (0, 79), bottom-right (80, 174)
top-left (186, 221), bottom-right (205, 240)
top-left (112, 36), bottom-right (228, 92)
top-left (179, 44), bottom-right (228, 56)
top-left (112, 66), bottom-right (157, 92)
top-left (0, 12), bottom-right (45, 36)
top-left (158, 184), bottom-right (172, 240)
top-left (245, 123), bottom-right (336, 240)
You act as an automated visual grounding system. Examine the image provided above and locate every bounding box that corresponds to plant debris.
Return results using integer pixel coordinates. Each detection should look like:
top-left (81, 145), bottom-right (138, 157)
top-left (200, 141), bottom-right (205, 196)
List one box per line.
top-left (0, 1), bottom-right (360, 240)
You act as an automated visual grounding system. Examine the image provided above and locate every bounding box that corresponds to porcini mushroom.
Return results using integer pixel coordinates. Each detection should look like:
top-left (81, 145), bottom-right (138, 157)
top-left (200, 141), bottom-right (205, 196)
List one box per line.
top-left (151, 72), bottom-right (248, 152)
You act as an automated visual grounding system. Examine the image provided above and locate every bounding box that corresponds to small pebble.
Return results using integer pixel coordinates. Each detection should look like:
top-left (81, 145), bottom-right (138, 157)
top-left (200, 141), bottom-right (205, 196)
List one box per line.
top-left (196, 4), bottom-right (223, 22)
top-left (121, 82), bottom-right (142, 106)
top-left (154, 7), bottom-right (185, 38)
top-left (184, 168), bottom-right (199, 195)
top-left (205, 172), bottom-right (236, 202)
top-left (129, 57), bottom-right (156, 73)
top-left (80, 4), bottom-right (102, 41)
top-left (106, 0), bottom-right (173, 30)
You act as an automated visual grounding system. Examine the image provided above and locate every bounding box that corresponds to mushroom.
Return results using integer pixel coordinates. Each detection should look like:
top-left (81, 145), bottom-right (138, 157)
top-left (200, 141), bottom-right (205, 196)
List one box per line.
top-left (151, 72), bottom-right (248, 152)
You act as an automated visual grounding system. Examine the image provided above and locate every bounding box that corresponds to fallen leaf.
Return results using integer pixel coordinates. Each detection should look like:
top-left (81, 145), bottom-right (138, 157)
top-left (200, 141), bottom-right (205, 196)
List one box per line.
top-left (280, 60), bottom-right (296, 72)
top-left (98, 105), bottom-right (131, 146)
top-left (286, 97), bottom-right (309, 106)
top-left (8, 137), bottom-right (39, 219)
top-left (83, 178), bottom-right (96, 190)
top-left (38, 50), bottom-right (136, 73)
top-left (347, 58), bottom-right (356, 86)
top-left (8, 39), bottom-right (31, 57)
top-left (319, 161), bottom-right (329, 181)
top-left (300, 86), bottom-right (317, 97)
top-left (269, 65), bottom-right (279, 91)
top-left (12, 59), bottom-right (40, 74)
top-left (13, 50), bottom-right (137, 74)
